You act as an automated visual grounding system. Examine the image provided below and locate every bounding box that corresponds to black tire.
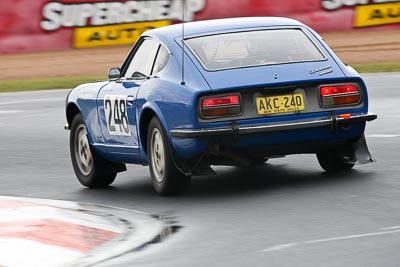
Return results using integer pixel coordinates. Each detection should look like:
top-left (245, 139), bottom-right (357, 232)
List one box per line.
top-left (316, 151), bottom-right (354, 173)
top-left (70, 113), bottom-right (116, 188)
top-left (147, 117), bottom-right (191, 196)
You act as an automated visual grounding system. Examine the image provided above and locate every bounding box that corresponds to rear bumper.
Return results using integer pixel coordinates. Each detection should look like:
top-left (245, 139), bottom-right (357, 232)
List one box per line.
top-left (170, 113), bottom-right (377, 138)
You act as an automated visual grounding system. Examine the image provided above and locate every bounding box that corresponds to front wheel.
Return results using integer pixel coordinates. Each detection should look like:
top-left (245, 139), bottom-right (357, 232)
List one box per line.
top-left (316, 151), bottom-right (354, 173)
top-left (70, 114), bottom-right (116, 188)
top-left (147, 117), bottom-right (191, 196)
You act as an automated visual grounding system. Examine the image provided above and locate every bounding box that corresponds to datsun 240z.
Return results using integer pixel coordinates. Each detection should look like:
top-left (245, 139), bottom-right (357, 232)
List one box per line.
top-left (65, 17), bottom-right (377, 195)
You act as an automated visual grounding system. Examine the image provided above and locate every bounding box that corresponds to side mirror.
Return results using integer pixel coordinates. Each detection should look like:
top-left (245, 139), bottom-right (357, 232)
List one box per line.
top-left (108, 67), bottom-right (121, 81)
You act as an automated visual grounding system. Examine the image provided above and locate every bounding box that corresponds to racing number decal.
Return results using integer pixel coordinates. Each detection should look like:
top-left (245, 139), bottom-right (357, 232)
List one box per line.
top-left (104, 95), bottom-right (131, 136)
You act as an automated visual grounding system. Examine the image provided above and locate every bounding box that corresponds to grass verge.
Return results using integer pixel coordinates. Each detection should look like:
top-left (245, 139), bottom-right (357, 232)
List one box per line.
top-left (0, 76), bottom-right (105, 93)
top-left (0, 62), bottom-right (399, 93)
top-left (352, 62), bottom-right (400, 73)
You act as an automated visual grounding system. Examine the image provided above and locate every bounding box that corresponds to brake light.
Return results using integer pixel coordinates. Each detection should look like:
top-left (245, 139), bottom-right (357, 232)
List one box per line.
top-left (202, 95), bottom-right (240, 107)
top-left (320, 85), bottom-right (358, 96)
top-left (320, 85), bottom-right (361, 107)
top-left (201, 94), bottom-right (241, 118)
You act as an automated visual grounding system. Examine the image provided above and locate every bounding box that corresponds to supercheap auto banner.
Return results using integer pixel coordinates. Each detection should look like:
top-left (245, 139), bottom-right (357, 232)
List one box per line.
top-left (1, 0), bottom-right (400, 54)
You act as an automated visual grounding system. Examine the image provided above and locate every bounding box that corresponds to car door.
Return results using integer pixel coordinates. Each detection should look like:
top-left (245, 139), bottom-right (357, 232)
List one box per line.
top-left (97, 38), bottom-right (160, 155)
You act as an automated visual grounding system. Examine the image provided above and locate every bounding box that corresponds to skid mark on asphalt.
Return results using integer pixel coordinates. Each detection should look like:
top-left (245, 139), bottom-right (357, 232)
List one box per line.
top-left (261, 227), bottom-right (400, 252)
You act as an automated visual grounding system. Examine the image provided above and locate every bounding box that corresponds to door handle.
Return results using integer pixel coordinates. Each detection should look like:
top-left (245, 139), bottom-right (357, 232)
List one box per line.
top-left (127, 96), bottom-right (134, 106)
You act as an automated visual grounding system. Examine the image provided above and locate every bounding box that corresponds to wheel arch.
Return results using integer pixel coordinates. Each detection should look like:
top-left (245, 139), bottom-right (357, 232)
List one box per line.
top-left (139, 108), bottom-right (157, 156)
top-left (66, 102), bottom-right (95, 145)
top-left (66, 102), bottom-right (81, 127)
top-left (139, 105), bottom-right (171, 156)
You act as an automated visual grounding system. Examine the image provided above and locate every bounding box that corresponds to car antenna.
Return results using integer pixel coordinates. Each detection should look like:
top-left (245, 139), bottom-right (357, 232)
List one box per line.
top-left (181, 0), bottom-right (186, 86)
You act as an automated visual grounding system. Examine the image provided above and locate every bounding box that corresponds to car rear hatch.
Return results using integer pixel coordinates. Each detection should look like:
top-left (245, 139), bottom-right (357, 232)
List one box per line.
top-left (183, 27), bottom-right (347, 90)
top-left (197, 60), bottom-right (346, 91)
top-left (194, 61), bottom-right (366, 124)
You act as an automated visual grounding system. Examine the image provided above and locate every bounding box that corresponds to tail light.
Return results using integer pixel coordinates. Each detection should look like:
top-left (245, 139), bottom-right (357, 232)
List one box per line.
top-left (319, 84), bottom-right (361, 107)
top-left (200, 94), bottom-right (241, 118)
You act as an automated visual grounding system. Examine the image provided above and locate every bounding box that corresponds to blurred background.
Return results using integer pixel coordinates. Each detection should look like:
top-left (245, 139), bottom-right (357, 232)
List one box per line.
top-left (0, 2), bottom-right (399, 266)
top-left (0, 0), bottom-right (399, 90)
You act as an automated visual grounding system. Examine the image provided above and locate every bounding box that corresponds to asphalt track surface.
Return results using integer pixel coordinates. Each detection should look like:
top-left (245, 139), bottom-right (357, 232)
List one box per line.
top-left (0, 73), bottom-right (399, 266)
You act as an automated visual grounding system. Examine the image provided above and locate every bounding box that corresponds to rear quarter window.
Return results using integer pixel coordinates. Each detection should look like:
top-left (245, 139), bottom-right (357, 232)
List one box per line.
top-left (185, 29), bottom-right (326, 71)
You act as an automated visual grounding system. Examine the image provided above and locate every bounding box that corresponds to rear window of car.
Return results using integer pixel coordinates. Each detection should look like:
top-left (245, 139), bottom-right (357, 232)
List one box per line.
top-left (185, 29), bottom-right (326, 71)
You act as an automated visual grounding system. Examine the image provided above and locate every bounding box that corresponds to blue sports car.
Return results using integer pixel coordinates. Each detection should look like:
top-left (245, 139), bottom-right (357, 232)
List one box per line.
top-left (65, 17), bottom-right (377, 195)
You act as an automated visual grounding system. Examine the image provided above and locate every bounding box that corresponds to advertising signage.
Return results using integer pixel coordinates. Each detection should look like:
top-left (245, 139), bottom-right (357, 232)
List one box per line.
top-left (0, 0), bottom-right (399, 54)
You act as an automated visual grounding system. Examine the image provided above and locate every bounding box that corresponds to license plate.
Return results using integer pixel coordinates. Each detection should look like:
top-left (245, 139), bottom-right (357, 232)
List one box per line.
top-left (256, 93), bottom-right (305, 115)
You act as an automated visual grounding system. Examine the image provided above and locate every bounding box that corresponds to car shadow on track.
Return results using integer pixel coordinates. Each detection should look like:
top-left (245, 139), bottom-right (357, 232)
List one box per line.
top-left (183, 162), bottom-right (375, 198)
top-left (75, 159), bottom-right (376, 201)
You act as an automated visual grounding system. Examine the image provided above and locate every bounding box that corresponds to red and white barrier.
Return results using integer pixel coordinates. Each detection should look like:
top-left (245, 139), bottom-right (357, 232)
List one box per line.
top-left (0, 196), bottom-right (165, 267)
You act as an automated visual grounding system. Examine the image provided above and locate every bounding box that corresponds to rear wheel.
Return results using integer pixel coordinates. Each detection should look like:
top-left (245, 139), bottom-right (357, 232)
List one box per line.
top-left (316, 151), bottom-right (354, 173)
top-left (70, 114), bottom-right (116, 188)
top-left (147, 117), bottom-right (190, 196)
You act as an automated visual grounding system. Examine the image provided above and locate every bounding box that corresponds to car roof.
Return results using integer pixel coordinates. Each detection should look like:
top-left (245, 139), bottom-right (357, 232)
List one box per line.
top-left (145, 17), bottom-right (306, 40)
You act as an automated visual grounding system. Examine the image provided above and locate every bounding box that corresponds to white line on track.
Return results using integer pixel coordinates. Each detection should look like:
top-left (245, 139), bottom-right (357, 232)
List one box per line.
top-left (380, 225), bottom-right (400, 231)
top-left (261, 228), bottom-right (400, 252)
top-left (0, 110), bottom-right (23, 114)
top-left (366, 134), bottom-right (400, 138)
top-left (0, 98), bottom-right (64, 106)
